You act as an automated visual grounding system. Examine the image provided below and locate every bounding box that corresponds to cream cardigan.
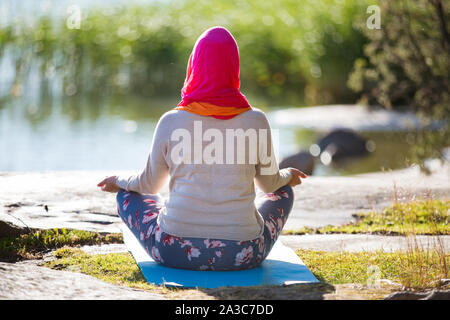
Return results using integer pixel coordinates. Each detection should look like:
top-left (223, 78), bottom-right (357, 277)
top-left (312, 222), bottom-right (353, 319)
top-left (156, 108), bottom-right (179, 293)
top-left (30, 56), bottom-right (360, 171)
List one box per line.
top-left (116, 108), bottom-right (291, 241)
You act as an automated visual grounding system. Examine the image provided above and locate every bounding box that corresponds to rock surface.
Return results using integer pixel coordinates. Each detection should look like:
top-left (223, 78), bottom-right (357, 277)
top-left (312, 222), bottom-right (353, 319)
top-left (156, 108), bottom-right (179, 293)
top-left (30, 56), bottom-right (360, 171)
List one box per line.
top-left (268, 104), bottom-right (443, 131)
top-left (316, 129), bottom-right (368, 160)
top-left (0, 166), bottom-right (448, 300)
top-left (0, 212), bottom-right (30, 237)
top-left (384, 290), bottom-right (450, 300)
top-left (0, 260), bottom-right (165, 300)
top-left (279, 234), bottom-right (450, 252)
top-left (0, 164), bottom-right (448, 233)
top-left (79, 235), bottom-right (450, 255)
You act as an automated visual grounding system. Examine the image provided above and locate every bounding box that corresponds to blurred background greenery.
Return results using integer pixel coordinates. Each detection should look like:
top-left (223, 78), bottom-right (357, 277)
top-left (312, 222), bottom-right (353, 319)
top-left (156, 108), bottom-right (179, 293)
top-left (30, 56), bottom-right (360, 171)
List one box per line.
top-left (0, 0), bottom-right (448, 174)
top-left (1, 0), bottom-right (371, 104)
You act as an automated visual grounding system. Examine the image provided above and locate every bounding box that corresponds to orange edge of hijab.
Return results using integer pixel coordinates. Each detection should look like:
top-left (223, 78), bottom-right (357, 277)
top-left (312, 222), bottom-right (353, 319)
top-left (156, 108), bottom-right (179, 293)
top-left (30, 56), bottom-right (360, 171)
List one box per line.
top-left (175, 102), bottom-right (251, 118)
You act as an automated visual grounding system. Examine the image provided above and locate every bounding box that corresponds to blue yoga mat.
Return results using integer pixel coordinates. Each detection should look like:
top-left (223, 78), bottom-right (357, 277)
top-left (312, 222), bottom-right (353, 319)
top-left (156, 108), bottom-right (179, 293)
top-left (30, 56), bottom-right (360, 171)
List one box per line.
top-left (121, 225), bottom-right (318, 288)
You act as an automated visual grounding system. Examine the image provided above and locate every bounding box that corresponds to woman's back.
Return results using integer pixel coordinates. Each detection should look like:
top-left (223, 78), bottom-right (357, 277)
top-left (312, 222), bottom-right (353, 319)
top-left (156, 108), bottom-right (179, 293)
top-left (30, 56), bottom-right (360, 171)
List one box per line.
top-left (117, 108), bottom-right (292, 241)
top-left (102, 26), bottom-right (305, 270)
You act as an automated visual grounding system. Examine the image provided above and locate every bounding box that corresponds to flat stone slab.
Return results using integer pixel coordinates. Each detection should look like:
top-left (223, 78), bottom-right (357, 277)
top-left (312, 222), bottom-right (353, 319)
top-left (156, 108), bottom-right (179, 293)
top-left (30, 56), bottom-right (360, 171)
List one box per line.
top-left (80, 234), bottom-right (450, 255)
top-left (285, 163), bottom-right (449, 230)
top-left (0, 164), bottom-right (448, 233)
top-left (279, 234), bottom-right (450, 252)
top-left (0, 170), bottom-right (132, 233)
top-left (0, 260), bottom-right (165, 300)
top-left (267, 104), bottom-right (443, 131)
top-left (81, 243), bottom-right (128, 255)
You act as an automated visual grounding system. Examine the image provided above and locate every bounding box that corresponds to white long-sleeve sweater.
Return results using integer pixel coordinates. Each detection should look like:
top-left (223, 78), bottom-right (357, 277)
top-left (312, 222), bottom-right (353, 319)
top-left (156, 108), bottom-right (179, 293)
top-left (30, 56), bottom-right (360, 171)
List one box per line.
top-left (116, 108), bottom-right (292, 241)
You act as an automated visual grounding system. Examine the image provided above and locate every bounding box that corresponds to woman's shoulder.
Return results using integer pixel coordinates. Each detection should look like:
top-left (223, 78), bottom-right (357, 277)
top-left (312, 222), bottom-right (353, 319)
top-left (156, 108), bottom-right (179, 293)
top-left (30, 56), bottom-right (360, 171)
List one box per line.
top-left (156, 109), bottom-right (192, 127)
top-left (156, 107), bottom-right (270, 128)
top-left (159, 109), bottom-right (182, 120)
top-left (238, 107), bottom-right (270, 127)
top-left (243, 107), bottom-right (267, 119)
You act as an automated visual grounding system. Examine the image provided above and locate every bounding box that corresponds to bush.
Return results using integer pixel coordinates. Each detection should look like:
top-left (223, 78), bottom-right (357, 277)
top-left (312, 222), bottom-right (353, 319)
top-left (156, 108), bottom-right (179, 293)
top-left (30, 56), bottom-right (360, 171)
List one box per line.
top-left (348, 0), bottom-right (450, 165)
top-left (349, 0), bottom-right (449, 115)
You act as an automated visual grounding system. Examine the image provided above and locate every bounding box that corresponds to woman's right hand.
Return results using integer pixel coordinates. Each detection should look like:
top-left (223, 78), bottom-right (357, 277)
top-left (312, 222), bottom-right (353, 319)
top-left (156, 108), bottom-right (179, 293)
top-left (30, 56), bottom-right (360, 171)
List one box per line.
top-left (97, 176), bottom-right (121, 193)
top-left (287, 168), bottom-right (308, 187)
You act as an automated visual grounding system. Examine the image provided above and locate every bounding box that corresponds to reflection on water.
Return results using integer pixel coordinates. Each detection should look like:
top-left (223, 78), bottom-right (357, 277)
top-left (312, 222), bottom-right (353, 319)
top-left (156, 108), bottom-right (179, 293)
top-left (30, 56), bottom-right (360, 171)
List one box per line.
top-left (0, 95), bottom-right (430, 175)
top-left (0, 95), bottom-right (173, 171)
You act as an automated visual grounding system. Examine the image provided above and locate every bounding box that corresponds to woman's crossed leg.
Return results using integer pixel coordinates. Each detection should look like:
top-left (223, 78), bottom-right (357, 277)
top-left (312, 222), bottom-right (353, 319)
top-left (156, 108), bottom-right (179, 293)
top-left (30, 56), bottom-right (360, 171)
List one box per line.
top-left (116, 184), bottom-right (294, 271)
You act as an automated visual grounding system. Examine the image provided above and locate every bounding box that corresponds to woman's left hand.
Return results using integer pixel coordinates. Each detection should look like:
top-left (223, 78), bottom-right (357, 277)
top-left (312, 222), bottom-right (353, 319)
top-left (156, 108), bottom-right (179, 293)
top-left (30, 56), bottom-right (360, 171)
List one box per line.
top-left (97, 176), bottom-right (121, 193)
top-left (287, 168), bottom-right (308, 187)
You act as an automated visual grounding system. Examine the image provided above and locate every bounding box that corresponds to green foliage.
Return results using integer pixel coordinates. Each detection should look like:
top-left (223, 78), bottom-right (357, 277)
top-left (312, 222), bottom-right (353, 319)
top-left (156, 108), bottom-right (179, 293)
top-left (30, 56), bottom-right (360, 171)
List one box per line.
top-left (349, 0), bottom-right (450, 115)
top-left (348, 0), bottom-right (450, 164)
top-left (0, 0), bottom-right (370, 105)
top-left (285, 199), bottom-right (450, 235)
top-left (409, 128), bottom-right (450, 171)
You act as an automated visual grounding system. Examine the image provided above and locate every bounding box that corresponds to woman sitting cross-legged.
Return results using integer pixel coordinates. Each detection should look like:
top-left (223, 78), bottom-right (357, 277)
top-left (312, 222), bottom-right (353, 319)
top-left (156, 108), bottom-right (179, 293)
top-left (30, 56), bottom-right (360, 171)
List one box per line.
top-left (98, 26), bottom-right (307, 271)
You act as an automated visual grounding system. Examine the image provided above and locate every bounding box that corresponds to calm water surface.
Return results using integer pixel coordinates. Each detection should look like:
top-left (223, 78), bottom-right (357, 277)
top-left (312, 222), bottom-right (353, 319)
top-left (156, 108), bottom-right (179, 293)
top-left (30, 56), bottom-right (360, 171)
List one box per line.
top-left (0, 95), bottom-right (423, 176)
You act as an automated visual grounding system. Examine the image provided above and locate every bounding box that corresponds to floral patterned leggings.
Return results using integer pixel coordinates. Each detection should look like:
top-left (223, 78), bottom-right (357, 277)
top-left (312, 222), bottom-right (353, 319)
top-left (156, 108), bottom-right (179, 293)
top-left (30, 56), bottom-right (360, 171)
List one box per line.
top-left (116, 184), bottom-right (293, 271)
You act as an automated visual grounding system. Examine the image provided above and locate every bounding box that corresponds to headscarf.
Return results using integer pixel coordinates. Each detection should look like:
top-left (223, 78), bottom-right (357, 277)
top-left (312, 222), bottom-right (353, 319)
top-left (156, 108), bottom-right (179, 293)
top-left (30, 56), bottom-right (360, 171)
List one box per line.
top-left (175, 26), bottom-right (251, 119)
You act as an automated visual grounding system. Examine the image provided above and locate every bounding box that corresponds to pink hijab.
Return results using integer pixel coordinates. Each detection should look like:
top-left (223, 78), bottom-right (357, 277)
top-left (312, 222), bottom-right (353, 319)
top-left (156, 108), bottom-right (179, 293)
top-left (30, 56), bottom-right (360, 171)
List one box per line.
top-left (176, 26), bottom-right (251, 119)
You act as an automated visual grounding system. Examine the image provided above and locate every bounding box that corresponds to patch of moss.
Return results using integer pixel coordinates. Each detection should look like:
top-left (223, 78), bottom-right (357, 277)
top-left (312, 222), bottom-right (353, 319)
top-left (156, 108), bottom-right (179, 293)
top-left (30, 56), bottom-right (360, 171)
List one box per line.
top-left (0, 229), bottom-right (123, 261)
top-left (284, 199), bottom-right (449, 236)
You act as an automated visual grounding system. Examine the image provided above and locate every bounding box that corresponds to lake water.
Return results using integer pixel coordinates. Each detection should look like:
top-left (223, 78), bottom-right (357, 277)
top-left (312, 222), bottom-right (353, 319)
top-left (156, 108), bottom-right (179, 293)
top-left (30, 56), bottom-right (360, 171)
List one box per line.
top-left (0, 0), bottom-right (436, 176)
top-left (0, 94), bottom-right (424, 176)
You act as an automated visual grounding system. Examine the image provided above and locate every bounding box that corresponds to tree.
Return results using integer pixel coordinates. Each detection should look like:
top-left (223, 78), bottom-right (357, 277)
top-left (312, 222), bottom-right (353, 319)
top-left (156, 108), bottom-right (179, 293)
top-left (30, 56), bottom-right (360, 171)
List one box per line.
top-left (348, 0), bottom-right (449, 168)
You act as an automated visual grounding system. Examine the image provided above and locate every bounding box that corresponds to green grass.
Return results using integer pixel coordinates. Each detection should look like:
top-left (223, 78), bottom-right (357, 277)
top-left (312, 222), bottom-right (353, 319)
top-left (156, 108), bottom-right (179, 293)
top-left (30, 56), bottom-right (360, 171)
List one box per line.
top-left (284, 199), bottom-right (449, 236)
top-left (47, 248), bottom-right (153, 290)
top-left (297, 249), bottom-right (403, 285)
top-left (298, 244), bottom-right (449, 290)
top-left (0, 228), bottom-right (123, 261)
top-left (45, 243), bottom-right (449, 293)
top-left (45, 247), bottom-right (176, 296)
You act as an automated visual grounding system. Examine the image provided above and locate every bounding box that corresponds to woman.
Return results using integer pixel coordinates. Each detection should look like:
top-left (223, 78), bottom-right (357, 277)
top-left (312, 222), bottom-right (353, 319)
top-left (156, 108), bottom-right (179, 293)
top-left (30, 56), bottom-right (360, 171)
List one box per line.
top-left (98, 26), bottom-right (307, 271)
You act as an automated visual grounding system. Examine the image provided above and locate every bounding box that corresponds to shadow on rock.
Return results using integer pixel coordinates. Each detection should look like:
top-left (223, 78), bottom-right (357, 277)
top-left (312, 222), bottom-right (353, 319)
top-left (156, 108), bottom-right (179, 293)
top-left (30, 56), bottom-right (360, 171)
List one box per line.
top-left (198, 282), bottom-right (335, 300)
